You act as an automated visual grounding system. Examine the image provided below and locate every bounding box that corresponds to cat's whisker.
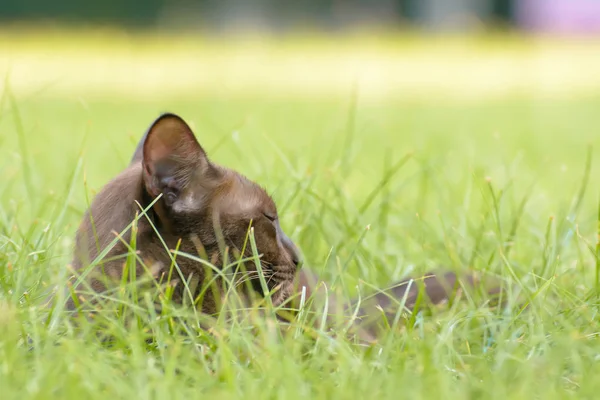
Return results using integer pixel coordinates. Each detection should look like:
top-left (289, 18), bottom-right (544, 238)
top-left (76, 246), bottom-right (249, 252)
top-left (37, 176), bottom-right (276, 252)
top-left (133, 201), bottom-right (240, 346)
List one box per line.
top-left (226, 270), bottom-right (260, 279)
top-left (260, 259), bottom-right (274, 267)
top-left (232, 272), bottom-right (261, 284)
top-left (233, 270), bottom-right (275, 289)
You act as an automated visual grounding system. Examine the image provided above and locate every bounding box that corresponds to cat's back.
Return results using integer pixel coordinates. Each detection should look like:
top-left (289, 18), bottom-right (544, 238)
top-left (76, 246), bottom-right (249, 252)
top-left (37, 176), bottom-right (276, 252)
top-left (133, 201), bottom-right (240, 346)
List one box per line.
top-left (72, 163), bottom-right (145, 271)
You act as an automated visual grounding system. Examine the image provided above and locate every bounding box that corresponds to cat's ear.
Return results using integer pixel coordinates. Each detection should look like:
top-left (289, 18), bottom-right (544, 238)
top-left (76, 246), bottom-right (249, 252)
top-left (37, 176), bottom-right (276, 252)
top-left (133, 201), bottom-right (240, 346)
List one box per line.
top-left (141, 113), bottom-right (214, 207)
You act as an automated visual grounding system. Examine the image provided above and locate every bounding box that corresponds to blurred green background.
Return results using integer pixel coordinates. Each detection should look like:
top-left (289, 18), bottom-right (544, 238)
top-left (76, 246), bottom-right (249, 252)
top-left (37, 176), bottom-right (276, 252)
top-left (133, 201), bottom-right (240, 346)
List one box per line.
top-left (0, 0), bottom-right (514, 30)
top-left (2, 1), bottom-right (600, 399)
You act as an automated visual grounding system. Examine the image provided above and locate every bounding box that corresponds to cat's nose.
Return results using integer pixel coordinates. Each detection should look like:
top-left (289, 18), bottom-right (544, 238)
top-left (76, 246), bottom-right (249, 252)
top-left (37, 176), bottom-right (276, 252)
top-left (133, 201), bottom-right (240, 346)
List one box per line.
top-left (281, 234), bottom-right (303, 269)
top-left (291, 249), bottom-right (303, 269)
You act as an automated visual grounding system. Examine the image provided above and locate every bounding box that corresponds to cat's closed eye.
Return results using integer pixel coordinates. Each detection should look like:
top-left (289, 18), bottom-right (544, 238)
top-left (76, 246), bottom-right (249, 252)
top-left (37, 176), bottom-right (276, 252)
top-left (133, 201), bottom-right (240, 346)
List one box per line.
top-left (262, 212), bottom-right (277, 222)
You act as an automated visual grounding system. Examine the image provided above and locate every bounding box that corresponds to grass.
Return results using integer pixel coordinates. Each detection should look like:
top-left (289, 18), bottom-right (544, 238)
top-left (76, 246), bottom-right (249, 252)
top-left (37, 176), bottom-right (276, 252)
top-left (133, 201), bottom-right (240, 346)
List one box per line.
top-left (2, 29), bottom-right (600, 399)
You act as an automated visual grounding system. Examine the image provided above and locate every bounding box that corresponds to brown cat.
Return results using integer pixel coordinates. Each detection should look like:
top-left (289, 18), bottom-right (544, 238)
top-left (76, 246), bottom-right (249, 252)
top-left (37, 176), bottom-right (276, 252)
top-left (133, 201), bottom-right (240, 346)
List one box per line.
top-left (66, 113), bottom-right (501, 342)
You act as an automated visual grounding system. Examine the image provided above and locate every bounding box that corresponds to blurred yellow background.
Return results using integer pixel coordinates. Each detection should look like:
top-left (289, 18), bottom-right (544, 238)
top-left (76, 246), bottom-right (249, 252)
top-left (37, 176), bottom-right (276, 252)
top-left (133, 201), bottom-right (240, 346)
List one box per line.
top-left (2, 30), bottom-right (600, 102)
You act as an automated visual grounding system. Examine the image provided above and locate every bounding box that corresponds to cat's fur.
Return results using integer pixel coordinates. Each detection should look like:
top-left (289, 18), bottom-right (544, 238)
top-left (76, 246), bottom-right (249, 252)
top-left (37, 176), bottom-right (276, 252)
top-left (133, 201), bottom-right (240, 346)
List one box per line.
top-left (67, 113), bottom-right (501, 342)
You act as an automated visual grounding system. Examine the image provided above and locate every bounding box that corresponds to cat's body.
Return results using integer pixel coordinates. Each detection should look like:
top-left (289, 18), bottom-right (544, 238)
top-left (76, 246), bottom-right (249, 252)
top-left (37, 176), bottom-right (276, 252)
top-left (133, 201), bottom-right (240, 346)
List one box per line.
top-left (67, 113), bottom-right (500, 342)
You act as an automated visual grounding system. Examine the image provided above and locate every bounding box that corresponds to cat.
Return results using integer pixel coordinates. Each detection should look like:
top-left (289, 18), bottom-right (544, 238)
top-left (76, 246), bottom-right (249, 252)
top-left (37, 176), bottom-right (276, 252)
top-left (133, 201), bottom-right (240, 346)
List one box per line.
top-left (66, 112), bottom-right (502, 343)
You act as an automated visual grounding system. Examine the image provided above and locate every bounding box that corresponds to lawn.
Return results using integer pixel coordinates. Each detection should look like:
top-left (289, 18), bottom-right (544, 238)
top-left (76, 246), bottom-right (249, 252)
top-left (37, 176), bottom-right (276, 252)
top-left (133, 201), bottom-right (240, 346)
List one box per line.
top-left (1, 29), bottom-right (600, 399)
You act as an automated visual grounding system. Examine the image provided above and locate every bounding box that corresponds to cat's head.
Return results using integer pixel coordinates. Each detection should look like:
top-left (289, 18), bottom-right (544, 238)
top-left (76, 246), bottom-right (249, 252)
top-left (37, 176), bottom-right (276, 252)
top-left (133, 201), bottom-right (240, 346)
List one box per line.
top-left (139, 113), bottom-right (302, 304)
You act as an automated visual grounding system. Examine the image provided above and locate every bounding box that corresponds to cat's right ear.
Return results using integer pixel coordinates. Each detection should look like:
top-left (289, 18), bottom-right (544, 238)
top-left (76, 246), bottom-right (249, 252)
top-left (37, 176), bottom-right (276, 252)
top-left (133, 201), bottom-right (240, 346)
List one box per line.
top-left (141, 113), bottom-right (214, 209)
